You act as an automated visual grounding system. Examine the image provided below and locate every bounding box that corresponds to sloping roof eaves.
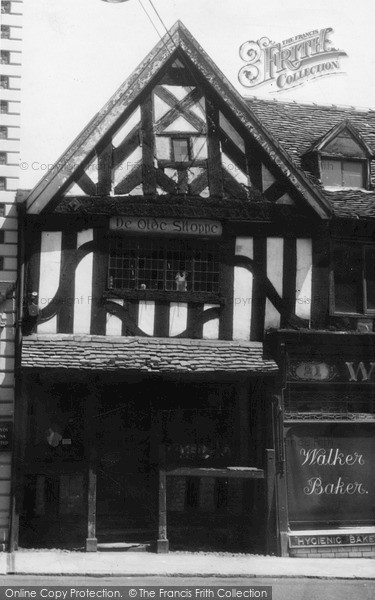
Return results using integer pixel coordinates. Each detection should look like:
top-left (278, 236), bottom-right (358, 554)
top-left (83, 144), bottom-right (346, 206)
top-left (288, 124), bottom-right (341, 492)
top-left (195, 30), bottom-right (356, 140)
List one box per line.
top-left (22, 335), bottom-right (278, 374)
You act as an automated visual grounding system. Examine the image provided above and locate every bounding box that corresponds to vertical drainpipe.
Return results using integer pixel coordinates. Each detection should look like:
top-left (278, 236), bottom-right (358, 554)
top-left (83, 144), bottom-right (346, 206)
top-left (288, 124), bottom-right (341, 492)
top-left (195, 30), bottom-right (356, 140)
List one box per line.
top-left (9, 199), bottom-right (26, 553)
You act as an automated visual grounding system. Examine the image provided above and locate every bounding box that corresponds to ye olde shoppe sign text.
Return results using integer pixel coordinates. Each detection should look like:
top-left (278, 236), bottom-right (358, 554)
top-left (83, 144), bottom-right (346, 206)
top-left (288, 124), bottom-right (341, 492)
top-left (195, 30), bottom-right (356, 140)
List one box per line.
top-left (110, 217), bottom-right (222, 237)
top-left (286, 425), bottom-right (375, 525)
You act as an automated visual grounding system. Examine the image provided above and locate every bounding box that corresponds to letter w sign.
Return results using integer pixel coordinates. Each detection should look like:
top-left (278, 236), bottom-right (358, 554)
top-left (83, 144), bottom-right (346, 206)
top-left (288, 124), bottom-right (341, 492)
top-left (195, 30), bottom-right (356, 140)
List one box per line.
top-left (345, 362), bottom-right (375, 381)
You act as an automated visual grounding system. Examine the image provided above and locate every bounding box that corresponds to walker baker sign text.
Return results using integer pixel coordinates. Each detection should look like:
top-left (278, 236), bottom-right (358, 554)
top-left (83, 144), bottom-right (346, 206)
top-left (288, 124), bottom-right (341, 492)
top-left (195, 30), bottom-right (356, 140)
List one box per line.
top-left (238, 27), bottom-right (347, 91)
top-left (286, 425), bottom-right (375, 524)
top-left (110, 217), bottom-right (222, 237)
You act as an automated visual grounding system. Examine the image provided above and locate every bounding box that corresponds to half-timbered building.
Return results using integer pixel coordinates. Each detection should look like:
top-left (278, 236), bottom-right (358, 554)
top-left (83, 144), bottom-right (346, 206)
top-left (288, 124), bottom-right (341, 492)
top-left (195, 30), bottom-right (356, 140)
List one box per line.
top-left (9, 22), bottom-right (375, 557)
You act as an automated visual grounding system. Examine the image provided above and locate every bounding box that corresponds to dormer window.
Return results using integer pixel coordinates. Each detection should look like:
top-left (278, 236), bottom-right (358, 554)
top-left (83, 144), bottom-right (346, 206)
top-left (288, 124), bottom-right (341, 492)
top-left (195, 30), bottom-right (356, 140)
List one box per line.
top-left (305, 121), bottom-right (372, 191)
top-left (321, 159), bottom-right (365, 189)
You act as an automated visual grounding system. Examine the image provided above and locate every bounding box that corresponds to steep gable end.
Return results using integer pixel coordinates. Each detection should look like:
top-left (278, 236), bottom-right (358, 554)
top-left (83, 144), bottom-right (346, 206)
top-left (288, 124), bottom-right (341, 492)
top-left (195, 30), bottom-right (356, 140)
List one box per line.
top-left (25, 22), bottom-right (331, 219)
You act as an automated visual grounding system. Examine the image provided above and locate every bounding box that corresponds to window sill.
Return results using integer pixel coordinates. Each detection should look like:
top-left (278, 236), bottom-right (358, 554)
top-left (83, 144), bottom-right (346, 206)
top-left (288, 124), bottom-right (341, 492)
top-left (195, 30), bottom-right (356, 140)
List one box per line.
top-left (323, 185), bottom-right (371, 192)
top-left (330, 311), bottom-right (375, 318)
top-left (104, 289), bottom-right (225, 305)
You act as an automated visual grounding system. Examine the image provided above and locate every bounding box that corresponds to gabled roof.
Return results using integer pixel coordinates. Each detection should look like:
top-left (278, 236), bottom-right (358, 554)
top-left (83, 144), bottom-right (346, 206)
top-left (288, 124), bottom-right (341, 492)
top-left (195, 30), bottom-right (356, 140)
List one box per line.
top-left (25, 21), bottom-right (331, 219)
top-left (246, 98), bottom-right (375, 219)
top-left (308, 119), bottom-right (374, 157)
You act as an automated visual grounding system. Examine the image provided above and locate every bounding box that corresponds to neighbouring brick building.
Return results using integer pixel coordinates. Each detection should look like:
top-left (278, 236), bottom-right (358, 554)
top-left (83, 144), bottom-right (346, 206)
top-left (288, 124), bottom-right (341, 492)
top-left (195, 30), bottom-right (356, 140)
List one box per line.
top-left (0, 0), bottom-right (22, 552)
top-left (5, 21), bottom-right (375, 557)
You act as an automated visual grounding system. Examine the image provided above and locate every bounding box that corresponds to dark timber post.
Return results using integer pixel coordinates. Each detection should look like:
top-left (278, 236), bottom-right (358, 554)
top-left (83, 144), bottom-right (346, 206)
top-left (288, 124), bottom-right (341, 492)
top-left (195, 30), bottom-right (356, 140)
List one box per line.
top-left (9, 376), bottom-right (29, 552)
top-left (273, 344), bottom-right (289, 557)
top-left (157, 444), bottom-right (169, 553)
top-left (265, 448), bottom-right (276, 555)
top-left (85, 383), bottom-right (99, 552)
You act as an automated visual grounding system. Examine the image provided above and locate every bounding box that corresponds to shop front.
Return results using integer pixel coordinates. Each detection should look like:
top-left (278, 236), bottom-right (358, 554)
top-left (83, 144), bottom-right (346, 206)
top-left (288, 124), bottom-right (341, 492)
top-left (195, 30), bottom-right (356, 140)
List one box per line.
top-left (16, 336), bottom-right (278, 553)
top-left (267, 331), bottom-right (375, 558)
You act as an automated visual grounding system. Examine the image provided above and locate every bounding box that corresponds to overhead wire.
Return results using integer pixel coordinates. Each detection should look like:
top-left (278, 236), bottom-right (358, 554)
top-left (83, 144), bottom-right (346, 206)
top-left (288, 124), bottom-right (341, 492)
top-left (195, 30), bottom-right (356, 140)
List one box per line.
top-left (135, 0), bottom-right (238, 188)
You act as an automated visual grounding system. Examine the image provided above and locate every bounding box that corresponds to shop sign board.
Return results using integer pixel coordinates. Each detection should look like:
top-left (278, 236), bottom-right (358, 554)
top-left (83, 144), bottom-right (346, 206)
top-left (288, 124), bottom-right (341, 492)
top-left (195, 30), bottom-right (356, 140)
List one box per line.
top-left (110, 217), bottom-right (223, 237)
top-left (289, 533), bottom-right (375, 548)
top-left (0, 421), bottom-right (12, 450)
top-left (288, 360), bottom-right (375, 383)
top-left (285, 424), bottom-right (375, 525)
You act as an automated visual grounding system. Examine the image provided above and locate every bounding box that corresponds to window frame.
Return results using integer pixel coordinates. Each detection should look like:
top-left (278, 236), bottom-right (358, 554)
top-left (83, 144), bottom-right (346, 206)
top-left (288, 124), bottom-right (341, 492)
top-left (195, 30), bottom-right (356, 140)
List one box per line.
top-left (0, 50), bottom-right (10, 65)
top-left (0, 25), bottom-right (10, 39)
top-left (0, 76), bottom-right (9, 90)
top-left (1, 1), bottom-right (11, 14)
top-left (105, 234), bottom-right (223, 303)
top-left (170, 136), bottom-right (191, 163)
top-left (320, 155), bottom-right (367, 189)
top-left (330, 240), bottom-right (375, 317)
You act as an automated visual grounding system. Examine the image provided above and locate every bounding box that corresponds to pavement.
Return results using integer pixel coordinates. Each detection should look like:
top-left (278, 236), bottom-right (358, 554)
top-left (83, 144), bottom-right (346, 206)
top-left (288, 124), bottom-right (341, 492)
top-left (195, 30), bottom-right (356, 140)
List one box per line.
top-left (0, 551), bottom-right (374, 579)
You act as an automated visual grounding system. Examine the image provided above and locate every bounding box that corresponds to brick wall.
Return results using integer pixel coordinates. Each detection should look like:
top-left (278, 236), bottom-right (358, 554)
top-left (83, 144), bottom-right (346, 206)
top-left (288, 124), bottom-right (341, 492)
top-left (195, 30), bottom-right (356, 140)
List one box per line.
top-left (290, 545), bottom-right (375, 558)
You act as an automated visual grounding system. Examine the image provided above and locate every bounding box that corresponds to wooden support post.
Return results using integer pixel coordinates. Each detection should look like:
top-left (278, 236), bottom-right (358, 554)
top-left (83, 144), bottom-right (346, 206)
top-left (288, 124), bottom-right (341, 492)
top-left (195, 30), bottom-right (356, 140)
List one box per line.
top-left (206, 98), bottom-right (223, 197)
top-left (96, 142), bottom-right (113, 196)
top-left (141, 94), bottom-right (156, 195)
top-left (86, 446), bottom-right (98, 552)
top-left (9, 376), bottom-right (29, 552)
top-left (276, 466), bottom-right (289, 557)
top-left (90, 227), bottom-right (108, 335)
top-left (85, 384), bottom-right (99, 552)
top-left (157, 445), bottom-right (169, 553)
top-left (265, 448), bottom-right (276, 556)
top-left (237, 383), bottom-right (250, 465)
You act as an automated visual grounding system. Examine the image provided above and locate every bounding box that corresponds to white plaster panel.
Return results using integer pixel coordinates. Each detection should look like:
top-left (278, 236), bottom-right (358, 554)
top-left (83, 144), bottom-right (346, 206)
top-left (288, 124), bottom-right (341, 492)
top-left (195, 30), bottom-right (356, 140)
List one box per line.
top-left (295, 238), bottom-right (312, 322)
top-left (203, 304), bottom-right (219, 340)
top-left (37, 231), bottom-right (61, 334)
top-left (233, 237), bottom-right (253, 341)
top-left (74, 229), bottom-right (94, 335)
top-left (265, 237), bottom-right (284, 330)
top-left (106, 299), bottom-right (123, 336)
top-left (138, 301), bottom-right (155, 336)
top-left (169, 302), bottom-right (188, 337)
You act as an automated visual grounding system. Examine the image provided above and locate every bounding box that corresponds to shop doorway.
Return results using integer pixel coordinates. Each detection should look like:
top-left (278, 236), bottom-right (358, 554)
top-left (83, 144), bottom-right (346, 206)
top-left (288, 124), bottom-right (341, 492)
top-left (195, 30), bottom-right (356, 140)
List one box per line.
top-left (96, 385), bottom-right (157, 546)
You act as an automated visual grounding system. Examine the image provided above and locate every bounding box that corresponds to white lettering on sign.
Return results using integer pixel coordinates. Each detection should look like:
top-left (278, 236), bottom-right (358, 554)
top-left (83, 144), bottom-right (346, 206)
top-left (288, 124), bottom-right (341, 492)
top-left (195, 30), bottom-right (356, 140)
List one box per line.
top-left (300, 448), bottom-right (365, 467)
top-left (110, 217), bottom-right (222, 237)
top-left (290, 533), bottom-right (375, 547)
top-left (303, 477), bottom-right (367, 495)
top-left (345, 361), bottom-right (375, 381)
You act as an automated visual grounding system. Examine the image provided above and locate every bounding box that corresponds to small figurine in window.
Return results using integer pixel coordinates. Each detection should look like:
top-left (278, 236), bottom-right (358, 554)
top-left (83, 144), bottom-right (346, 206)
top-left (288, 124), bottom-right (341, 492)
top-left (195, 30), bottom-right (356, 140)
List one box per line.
top-left (175, 271), bottom-right (188, 291)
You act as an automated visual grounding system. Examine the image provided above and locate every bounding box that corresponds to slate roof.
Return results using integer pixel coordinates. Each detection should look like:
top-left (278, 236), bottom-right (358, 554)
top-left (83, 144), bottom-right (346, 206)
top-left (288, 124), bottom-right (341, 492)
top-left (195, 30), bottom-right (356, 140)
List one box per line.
top-left (246, 97), bottom-right (375, 219)
top-left (22, 335), bottom-right (278, 374)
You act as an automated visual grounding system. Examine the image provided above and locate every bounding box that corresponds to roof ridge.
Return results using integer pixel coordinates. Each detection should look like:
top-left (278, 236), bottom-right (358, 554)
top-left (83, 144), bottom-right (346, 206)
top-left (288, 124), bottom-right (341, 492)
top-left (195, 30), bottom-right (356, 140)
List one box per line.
top-left (243, 95), bottom-right (375, 113)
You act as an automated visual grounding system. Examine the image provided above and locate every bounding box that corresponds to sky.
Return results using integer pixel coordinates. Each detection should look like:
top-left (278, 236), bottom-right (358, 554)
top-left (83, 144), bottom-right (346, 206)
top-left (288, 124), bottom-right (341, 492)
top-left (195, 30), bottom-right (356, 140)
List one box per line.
top-left (20, 0), bottom-right (375, 189)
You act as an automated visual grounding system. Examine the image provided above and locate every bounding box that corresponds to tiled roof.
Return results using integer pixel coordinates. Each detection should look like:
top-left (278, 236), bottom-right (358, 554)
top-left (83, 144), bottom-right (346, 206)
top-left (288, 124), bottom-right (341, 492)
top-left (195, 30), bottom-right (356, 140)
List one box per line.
top-left (22, 335), bottom-right (278, 374)
top-left (246, 98), bottom-right (375, 219)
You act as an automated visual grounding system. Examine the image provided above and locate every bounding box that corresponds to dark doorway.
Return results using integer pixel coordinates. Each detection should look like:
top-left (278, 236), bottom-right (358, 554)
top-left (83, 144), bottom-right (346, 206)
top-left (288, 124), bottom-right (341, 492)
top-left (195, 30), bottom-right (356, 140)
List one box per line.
top-left (96, 383), bottom-right (157, 545)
